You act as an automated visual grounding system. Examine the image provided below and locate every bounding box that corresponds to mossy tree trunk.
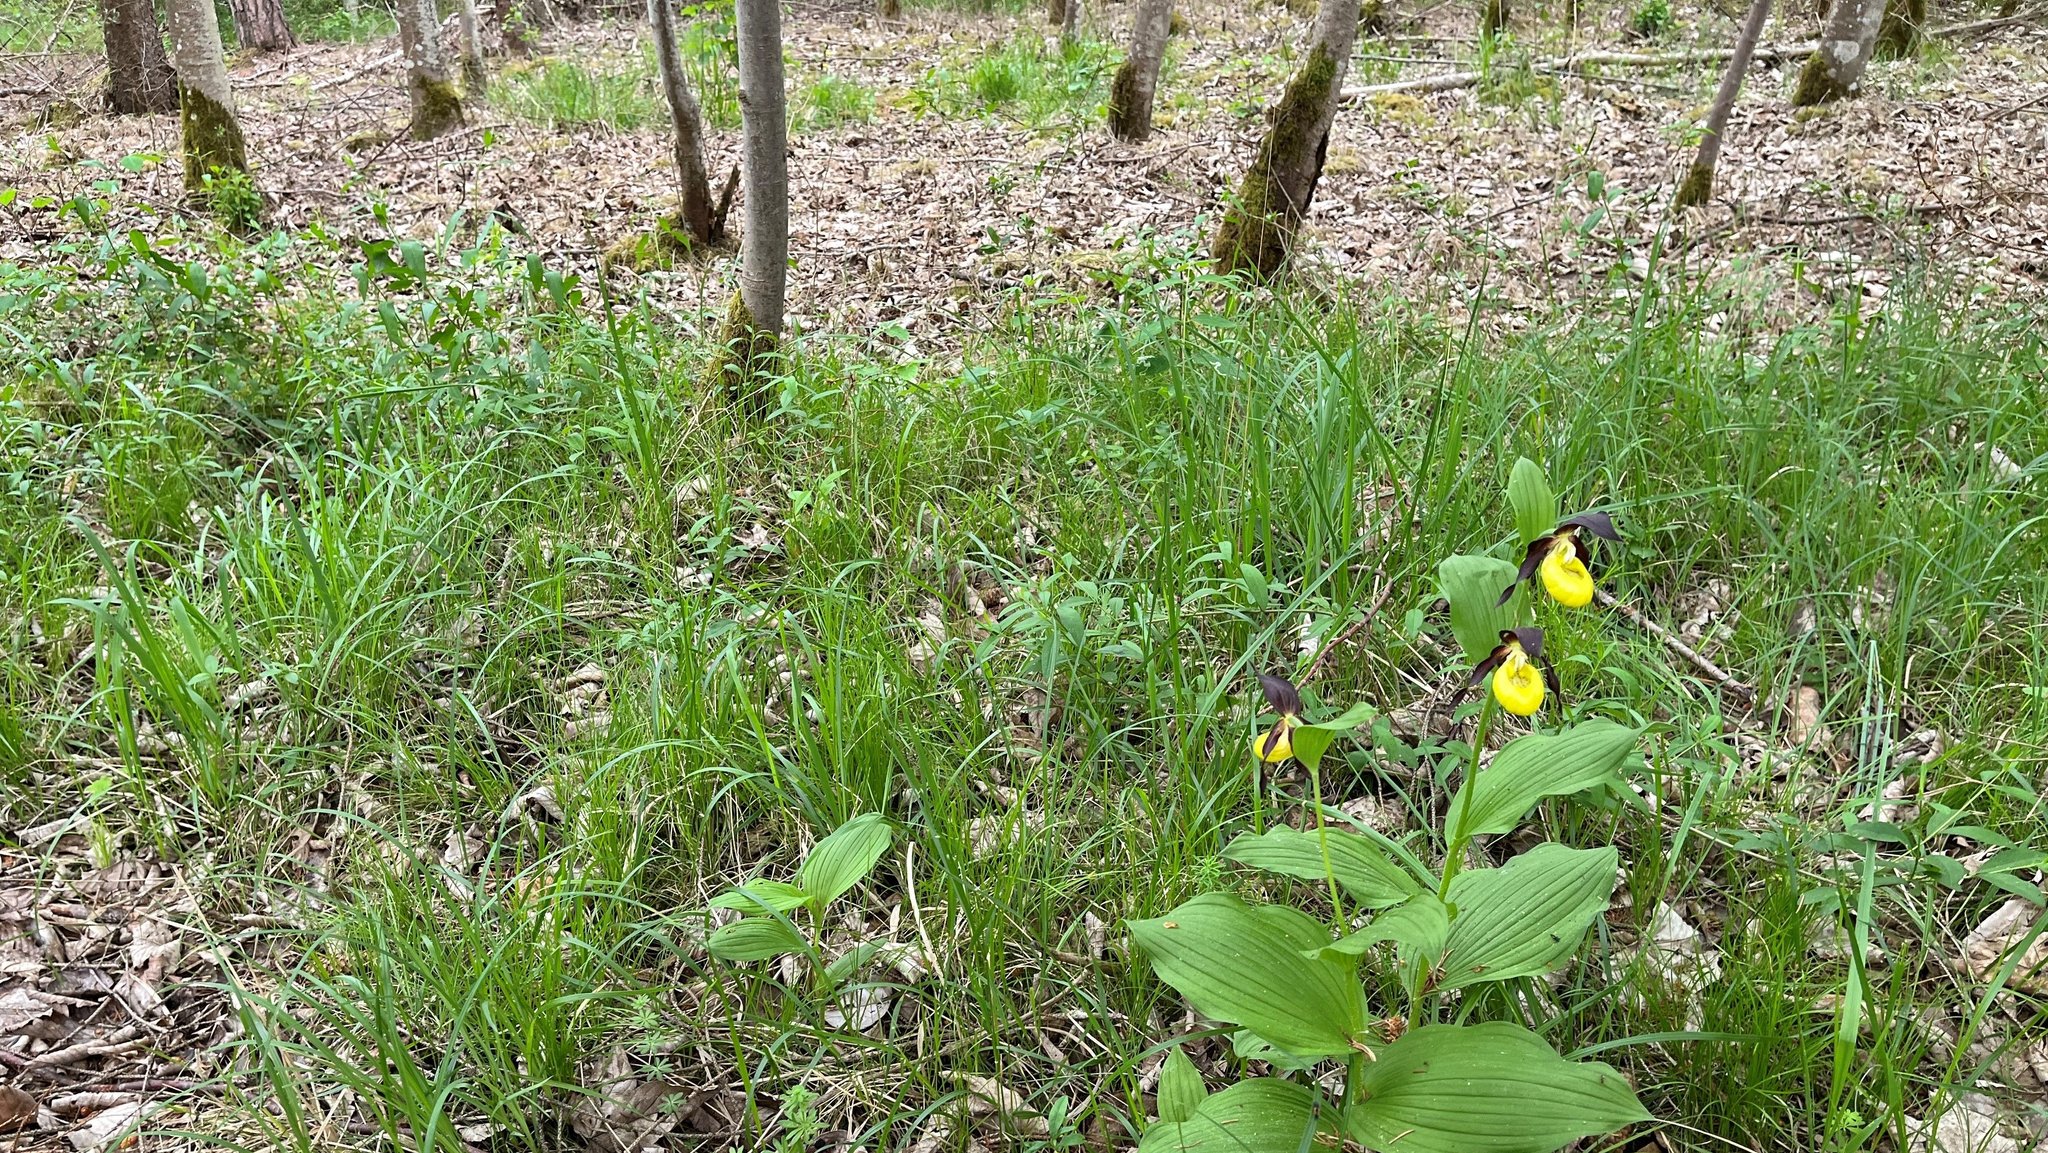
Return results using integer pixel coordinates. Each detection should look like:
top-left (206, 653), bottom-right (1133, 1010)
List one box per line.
top-left (706, 0), bottom-right (788, 415)
top-left (456, 0), bottom-right (488, 93)
top-left (228, 0), bottom-right (296, 50)
top-left (650, 0), bottom-right (717, 245)
top-left (164, 0), bottom-right (250, 193)
top-left (1481, 0), bottom-right (1508, 37)
top-left (1673, 0), bottom-right (1773, 208)
top-left (99, 0), bottom-right (177, 114)
top-left (1792, 0), bottom-right (1883, 106)
top-left (1106, 0), bottom-right (1172, 142)
top-left (395, 0), bottom-right (466, 138)
top-left (1210, 0), bottom-right (1357, 278)
top-left (1875, 0), bottom-right (1923, 56)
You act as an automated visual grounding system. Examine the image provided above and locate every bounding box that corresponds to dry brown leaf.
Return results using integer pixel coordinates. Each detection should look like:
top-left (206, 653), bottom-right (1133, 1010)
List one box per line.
top-left (0, 1085), bottom-right (36, 1133)
top-left (1953, 899), bottom-right (2048, 994)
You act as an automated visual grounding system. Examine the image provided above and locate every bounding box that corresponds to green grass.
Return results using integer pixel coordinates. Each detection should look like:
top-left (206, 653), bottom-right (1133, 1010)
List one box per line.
top-left (912, 34), bottom-right (1119, 129)
top-left (490, 56), bottom-right (670, 132)
top-left (793, 72), bottom-right (875, 131)
top-left (2, 212), bottom-right (2046, 1152)
top-left (283, 0), bottom-right (398, 44)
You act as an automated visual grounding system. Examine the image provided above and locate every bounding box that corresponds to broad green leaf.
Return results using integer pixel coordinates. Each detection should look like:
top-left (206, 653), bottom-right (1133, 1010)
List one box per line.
top-left (1156, 1048), bottom-right (1207, 1124)
top-left (1439, 844), bottom-right (1617, 991)
top-left (1288, 700), bottom-right (1377, 772)
top-left (1323, 891), bottom-right (1449, 991)
top-left (1224, 826), bottom-right (1421, 909)
top-left (796, 812), bottom-right (892, 909)
top-left (1507, 458), bottom-right (1557, 548)
top-left (708, 879), bottom-right (811, 914)
top-left (1344, 1022), bottom-right (1649, 1153)
top-left (1129, 893), bottom-right (1369, 1058)
top-left (1447, 720), bottom-right (1641, 845)
top-left (705, 916), bottom-right (806, 962)
top-left (1139, 1079), bottom-right (1323, 1153)
top-left (1438, 555), bottom-right (1519, 664)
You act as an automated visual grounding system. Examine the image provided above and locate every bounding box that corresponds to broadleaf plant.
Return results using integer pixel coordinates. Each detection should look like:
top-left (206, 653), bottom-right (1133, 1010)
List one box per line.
top-left (704, 811), bottom-right (893, 988)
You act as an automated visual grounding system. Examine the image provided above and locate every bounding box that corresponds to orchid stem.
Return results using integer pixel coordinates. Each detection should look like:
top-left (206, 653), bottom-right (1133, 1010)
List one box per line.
top-left (1437, 693), bottom-right (1496, 903)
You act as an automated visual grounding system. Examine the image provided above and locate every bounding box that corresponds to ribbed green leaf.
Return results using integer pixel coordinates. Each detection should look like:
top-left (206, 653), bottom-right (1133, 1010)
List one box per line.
top-left (1129, 893), bottom-right (1368, 1058)
top-left (796, 812), bottom-right (892, 908)
top-left (1344, 1023), bottom-right (1649, 1153)
top-left (705, 916), bottom-right (806, 962)
top-left (1447, 720), bottom-right (1640, 845)
top-left (708, 879), bottom-right (811, 914)
top-left (1288, 700), bottom-right (1377, 772)
top-left (1224, 826), bottom-right (1422, 909)
top-left (1439, 844), bottom-right (1617, 991)
top-left (1140, 1079), bottom-right (1323, 1153)
top-left (1439, 555), bottom-right (1520, 664)
top-left (1155, 1048), bottom-right (1207, 1124)
top-left (1507, 458), bottom-right (1557, 549)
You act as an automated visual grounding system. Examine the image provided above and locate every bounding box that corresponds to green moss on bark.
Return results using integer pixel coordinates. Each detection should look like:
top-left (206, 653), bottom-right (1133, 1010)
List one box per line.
top-left (179, 83), bottom-right (249, 195)
top-left (703, 289), bottom-right (779, 418)
top-left (1876, 0), bottom-right (1923, 56)
top-left (410, 75), bottom-right (467, 140)
top-left (1672, 161), bottom-right (1713, 209)
top-left (1481, 0), bottom-right (1508, 36)
top-left (1106, 62), bottom-right (1151, 142)
top-left (1790, 51), bottom-right (1847, 106)
top-left (1210, 43), bottom-right (1337, 279)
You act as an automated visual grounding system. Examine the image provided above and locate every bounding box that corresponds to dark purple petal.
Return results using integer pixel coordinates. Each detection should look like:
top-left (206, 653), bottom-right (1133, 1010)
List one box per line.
top-left (1559, 511), bottom-right (1620, 543)
top-left (1258, 672), bottom-right (1303, 717)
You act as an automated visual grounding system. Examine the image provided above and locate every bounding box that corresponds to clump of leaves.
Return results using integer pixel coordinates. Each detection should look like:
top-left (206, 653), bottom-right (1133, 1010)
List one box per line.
top-left (1627, 0), bottom-right (1671, 40)
top-left (704, 812), bottom-right (893, 991)
top-left (202, 168), bottom-right (263, 232)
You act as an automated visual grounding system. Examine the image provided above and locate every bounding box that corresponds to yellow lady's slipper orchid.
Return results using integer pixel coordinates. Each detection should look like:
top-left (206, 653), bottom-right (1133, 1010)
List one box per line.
top-left (1254, 673), bottom-right (1303, 764)
top-left (1500, 511), bottom-right (1621, 609)
top-left (1467, 627), bottom-right (1557, 718)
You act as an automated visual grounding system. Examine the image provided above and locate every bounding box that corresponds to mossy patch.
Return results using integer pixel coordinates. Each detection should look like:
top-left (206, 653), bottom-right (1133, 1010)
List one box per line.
top-left (1790, 51), bottom-right (1848, 106)
top-left (1671, 161), bottom-right (1713, 209)
top-left (602, 212), bottom-right (725, 273)
top-left (1106, 60), bottom-right (1152, 142)
top-left (178, 84), bottom-right (249, 195)
top-left (702, 289), bottom-right (779, 418)
top-left (410, 75), bottom-right (467, 140)
top-left (1210, 43), bottom-right (1337, 279)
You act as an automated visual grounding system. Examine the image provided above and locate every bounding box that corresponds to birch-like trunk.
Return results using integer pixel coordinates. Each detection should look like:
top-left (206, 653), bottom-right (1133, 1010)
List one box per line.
top-left (650, 0), bottom-right (717, 243)
top-left (164, 0), bottom-right (249, 192)
top-left (1210, 0), bottom-right (1357, 277)
top-left (228, 0), bottom-right (296, 50)
top-left (395, 0), bottom-right (465, 138)
top-left (1107, 0), bottom-right (1171, 141)
top-left (1792, 0), bottom-right (1883, 105)
top-left (1672, 0), bottom-right (1773, 208)
top-left (100, 0), bottom-right (177, 114)
top-left (456, 0), bottom-right (488, 92)
top-left (706, 0), bottom-right (788, 413)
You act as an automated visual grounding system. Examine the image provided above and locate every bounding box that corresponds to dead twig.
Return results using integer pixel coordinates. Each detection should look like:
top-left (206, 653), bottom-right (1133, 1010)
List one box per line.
top-left (1300, 569), bottom-right (1396, 685)
top-left (1595, 587), bottom-right (1755, 703)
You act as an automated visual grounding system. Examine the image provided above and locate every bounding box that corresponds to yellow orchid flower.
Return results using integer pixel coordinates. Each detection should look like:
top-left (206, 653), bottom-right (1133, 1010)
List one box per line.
top-left (1500, 511), bottom-right (1621, 610)
top-left (1253, 672), bottom-right (1302, 763)
top-left (1466, 627), bottom-right (1558, 717)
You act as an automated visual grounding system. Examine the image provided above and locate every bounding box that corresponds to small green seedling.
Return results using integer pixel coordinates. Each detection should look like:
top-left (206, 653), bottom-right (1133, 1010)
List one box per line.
top-left (704, 811), bottom-right (893, 990)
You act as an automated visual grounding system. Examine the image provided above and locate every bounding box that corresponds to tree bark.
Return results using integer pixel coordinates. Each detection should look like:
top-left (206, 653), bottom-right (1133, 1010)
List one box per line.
top-left (650, 0), bottom-right (717, 244)
top-left (1481, 0), bottom-right (1508, 37)
top-left (394, 0), bottom-right (465, 138)
top-left (1672, 0), bottom-right (1772, 208)
top-left (1876, 0), bottom-right (1924, 55)
top-left (877, 0), bottom-right (900, 18)
top-left (706, 0), bottom-right (788, 414)
top-left (1210, 0), bottom-right (1357, 278)
top-left (228, 0), bottom-right (295, 51)
top-left (1792, 0), bottom-right (1883, 105)
top-left (164, 0), bottom-right (249, 193)
top-left (1047, 0), bottom-right (1065, 25)
top-left (456, 0), bottom-right (488, 92)
top-left (1061, 0), bottom-right (1081, 45)
top-left (1107, 0), bottom-right (1171, 141)
top-left (99, 0), bottom-right (177, 114)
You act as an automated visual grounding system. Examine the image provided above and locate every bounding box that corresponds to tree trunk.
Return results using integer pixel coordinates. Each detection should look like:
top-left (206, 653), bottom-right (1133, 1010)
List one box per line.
top-left (228, 0), bottom-right (295, 50)
top-left (650, 0), bottom-right (717, 244)
top-left (1047, 0), bottom-right (1065, 25)
top-left (394, 0), bottom-right (465, 138)
top-left (1061, 0), bottom-right (1080, 45)
top-left (1481, 0), bottom-right (1507, 37)
top-left (877, 0), bottom-right (900, 18)
top-left (164, 0), bottom-right (249, 193)
top-left (100, 0), bottom-right (177, 114)
top-left (1672, 0), bottom-right (1772, 208)
top-left (456, 0), bottom-right (488, 92)
top-left (706, 0), bottom-right (788, 415)
top-left (1210, 0), bottom-right (1357, 278)
top-left (1791, 0), bottom-right (1883, 105)
top-left (1875, 0), bottom-right (1923, 56)
top-left (1107, 0), bottom-right (1171, 141)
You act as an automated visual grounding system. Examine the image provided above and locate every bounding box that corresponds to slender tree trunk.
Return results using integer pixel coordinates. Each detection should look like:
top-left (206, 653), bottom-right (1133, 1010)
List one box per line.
top-left (1673, 0), bottom-right (1772, 208)
top-left (706, 0), bottom-right (787, 415)
top-left (456, 0), bottom-right (488, 92)
top-left (1481, 0), bottom-right (1507, 37)
top-left (1061, 0), bottom-right (1080, 45)
top-left (1792, 0), bottom-right (1883, 105)
top-left (394, 0), bottom-right (465, 138)
top-left (228, 0), bottom-right (296, 50)
top-left (164, 0), bottom-right (249, 193)
top-left (877, 0), bottom-right (900, 18)
top-left (650, 0), bottom-right (716, 244)
top-left (1875, 0), bottom-right (1923, 55)
top-left (1107, 0), bottom-right (1171, 141)
top-left (1047, 0), bottom-right (1065, 25)
top-left (1210, 0), bottom-right (1357, 277)
top-left (100, 0), bottom-right (177, 114)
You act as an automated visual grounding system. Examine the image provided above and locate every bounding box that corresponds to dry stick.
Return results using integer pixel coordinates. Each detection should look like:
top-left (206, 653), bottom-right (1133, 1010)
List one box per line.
top-left (1340, 8), bottom-right (2045, 99)
top-left (1594, 587), bottom-right (1755, 702)
top-left (1299, 569), bottom-right (1395, 686)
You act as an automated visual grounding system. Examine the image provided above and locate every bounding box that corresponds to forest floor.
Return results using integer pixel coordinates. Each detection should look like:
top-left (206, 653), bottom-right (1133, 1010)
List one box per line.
top-left (2, 2), bottom-right (2048, 1152)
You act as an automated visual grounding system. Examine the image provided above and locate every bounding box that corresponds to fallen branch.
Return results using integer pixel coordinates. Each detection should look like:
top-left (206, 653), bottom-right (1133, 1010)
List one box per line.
top-left (1342, 8), bottom-right (2045, 99)
top-left (1594, 587), bottom-right (1755, 703)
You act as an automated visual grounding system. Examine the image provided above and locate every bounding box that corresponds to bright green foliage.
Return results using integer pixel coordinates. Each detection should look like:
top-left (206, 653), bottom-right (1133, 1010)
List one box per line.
top-left (1137, 1079), bottom-right (1322, 1153)
top-left (1155, 1048), bottom-right (1207, 1123)
top-left (1439, 844), bottom-right (1618, 990)
top-left (1438, 553), bottom-right (1520, 662)
top-left (1444, 720), bottom-right (1642, 844)
top-left (1222, 825), bottom-right (1421, 908)
top-left (1507, 456), bottom-right (1556, 548)
top-left (705, 811), bottom-right (892, 965)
